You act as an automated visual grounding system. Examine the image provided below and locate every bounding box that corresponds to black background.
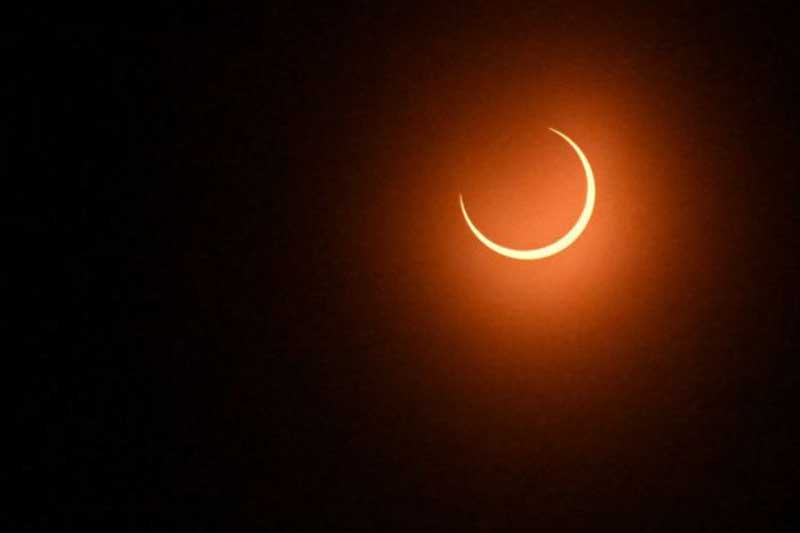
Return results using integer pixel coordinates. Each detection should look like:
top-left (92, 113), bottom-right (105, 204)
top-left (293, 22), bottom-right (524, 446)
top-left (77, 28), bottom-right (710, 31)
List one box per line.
top-left (12, 2), bottom-right (800, 530)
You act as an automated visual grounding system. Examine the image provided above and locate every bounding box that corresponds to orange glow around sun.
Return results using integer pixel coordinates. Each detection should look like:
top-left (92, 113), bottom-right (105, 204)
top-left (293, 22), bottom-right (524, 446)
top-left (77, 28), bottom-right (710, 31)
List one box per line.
top-left (339, 30), bottom-right (718, 389)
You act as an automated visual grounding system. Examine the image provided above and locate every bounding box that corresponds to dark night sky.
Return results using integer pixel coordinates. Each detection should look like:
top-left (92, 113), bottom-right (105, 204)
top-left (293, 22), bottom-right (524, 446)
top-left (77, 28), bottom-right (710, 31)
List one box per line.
top-left (13, 2), bottom-right (800, 530)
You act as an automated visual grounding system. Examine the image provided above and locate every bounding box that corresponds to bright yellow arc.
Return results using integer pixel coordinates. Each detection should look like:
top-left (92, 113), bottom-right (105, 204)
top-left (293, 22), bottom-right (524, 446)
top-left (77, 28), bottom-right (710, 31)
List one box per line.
top-left (460, 128), bottom-right (595, 260)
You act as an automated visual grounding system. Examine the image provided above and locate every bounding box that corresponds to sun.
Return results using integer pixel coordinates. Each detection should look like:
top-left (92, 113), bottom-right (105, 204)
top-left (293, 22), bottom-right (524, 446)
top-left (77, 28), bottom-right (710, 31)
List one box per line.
top-left (459, 128), bottom-right (595, 260)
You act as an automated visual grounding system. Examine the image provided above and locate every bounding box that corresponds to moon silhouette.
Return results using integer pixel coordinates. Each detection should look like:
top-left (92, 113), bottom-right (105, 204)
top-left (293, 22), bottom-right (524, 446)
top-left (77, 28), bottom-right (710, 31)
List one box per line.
top-left (460, 128), bottom-right (595, 260)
